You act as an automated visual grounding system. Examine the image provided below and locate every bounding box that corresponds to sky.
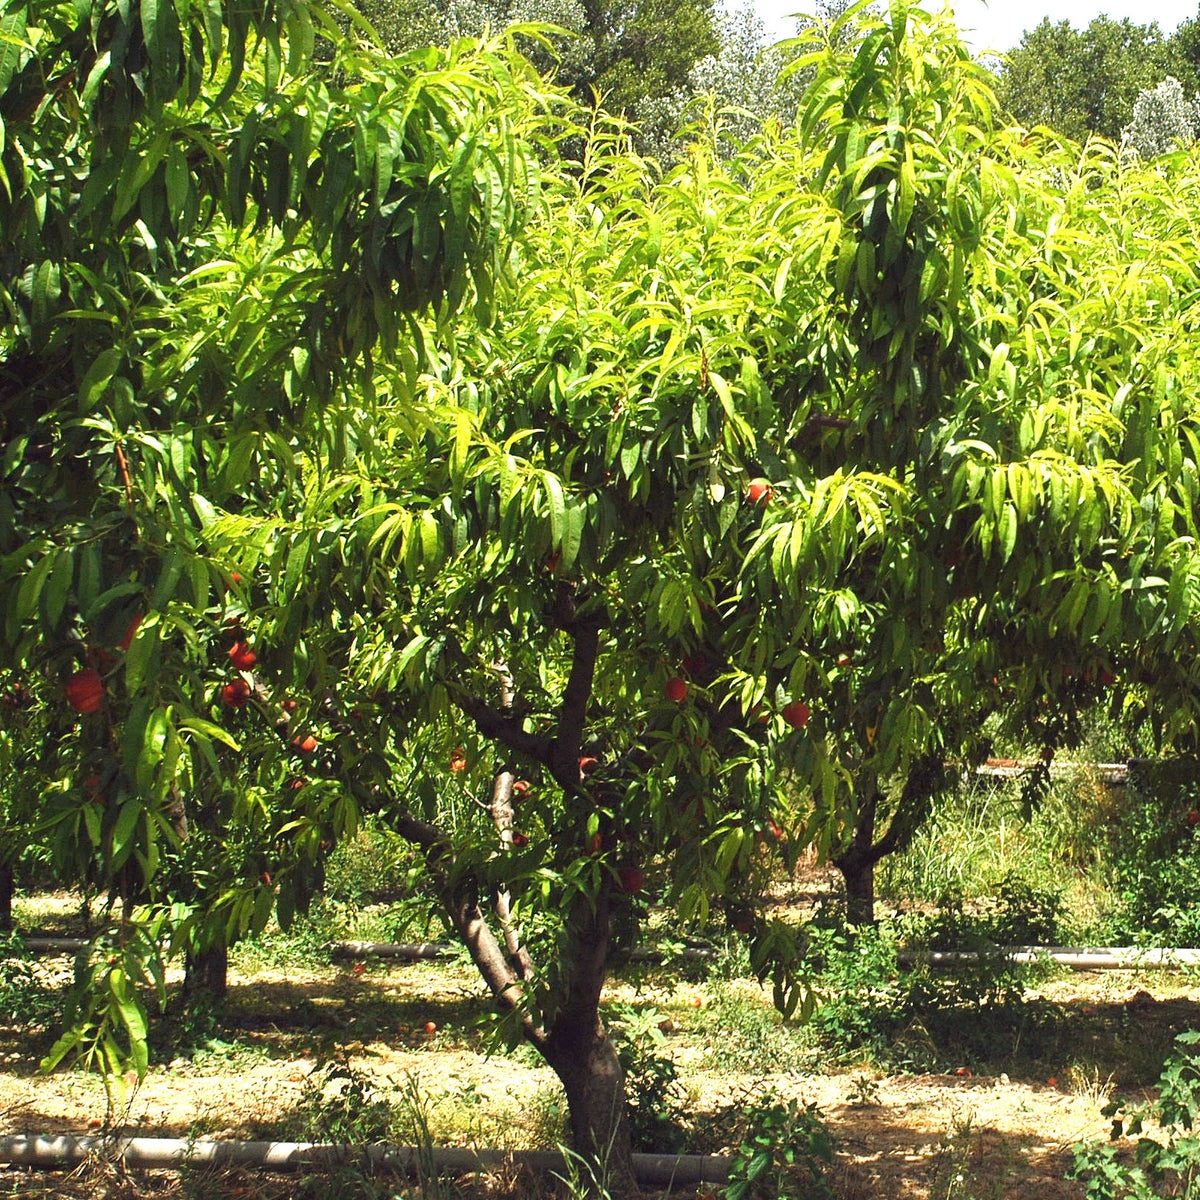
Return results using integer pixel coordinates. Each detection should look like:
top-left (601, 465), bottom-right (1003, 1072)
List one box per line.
top-left (750, 0), bottom-right (1198, 53)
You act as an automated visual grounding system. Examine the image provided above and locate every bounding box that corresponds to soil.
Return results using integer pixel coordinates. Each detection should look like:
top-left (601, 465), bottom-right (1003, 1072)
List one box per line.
top-left (2, 906), bottom-right (1196, 1198)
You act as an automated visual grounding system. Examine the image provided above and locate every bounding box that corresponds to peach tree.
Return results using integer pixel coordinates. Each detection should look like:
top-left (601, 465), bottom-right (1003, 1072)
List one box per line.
top-left (779, 14), bottom-right (1200, 921)
top-left (177, 3), bottom-right (1200, 1178)
top-left (7, 0), bottom-right (1200, 1186)
top-left (0, 0), bottom-right (544, 1085)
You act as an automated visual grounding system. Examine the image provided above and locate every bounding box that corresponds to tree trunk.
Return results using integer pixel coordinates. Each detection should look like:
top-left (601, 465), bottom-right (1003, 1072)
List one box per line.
top-left (0, 862), bottom-right (12, 932)
top-left (406, 610), bottom-right (636, 1189)
top-left (184, 943), bottom-right (228, 1000)
top-left (837, 854), bottom-right (876, 925)
top-left (546, 1017), bottom-right (636, 1195)
top-left (833, 768), bottom-right (880, 925)
top-left (539, 870), bottom-right (637, 1195)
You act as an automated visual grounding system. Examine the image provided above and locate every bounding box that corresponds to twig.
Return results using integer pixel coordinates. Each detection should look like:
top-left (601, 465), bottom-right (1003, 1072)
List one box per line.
top-left (113, 443), bottom-right (134, 509)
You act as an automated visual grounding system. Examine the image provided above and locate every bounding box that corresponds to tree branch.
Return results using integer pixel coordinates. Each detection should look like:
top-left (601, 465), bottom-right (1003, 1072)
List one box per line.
top-left (391, 800), bottom-right (546, 1048)
top-left (793, 411), bottom-right (852, 448)
top-left (489, 769), bottom-right (535, 980)
top-left (548, 604), bottom-right (604, 786)
top-left (873, 753), bottom-right (948, 861)
top-left (454, 691), bottom-right (554, 763)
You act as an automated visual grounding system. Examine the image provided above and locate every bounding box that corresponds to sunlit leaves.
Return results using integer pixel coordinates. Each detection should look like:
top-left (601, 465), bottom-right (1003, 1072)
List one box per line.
top-left (15, 0), bottom-right (1200, 1088)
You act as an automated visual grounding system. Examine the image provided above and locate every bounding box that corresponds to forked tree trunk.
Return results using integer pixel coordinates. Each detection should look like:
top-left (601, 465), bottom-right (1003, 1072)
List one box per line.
top-left (833, 770), bottom-right (881, 925)
top-left (405, 608), bottom-right (638, 1189)
top-left (430, 829), bottom-right (638, 1192)
top-left (833, 755), bottom-right (948, 926)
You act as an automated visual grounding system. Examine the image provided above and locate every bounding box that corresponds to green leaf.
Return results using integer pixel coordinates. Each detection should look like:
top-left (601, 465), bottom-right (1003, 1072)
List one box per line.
top-left (392, 633), bottom-right (431, 681)
top-left (124, 613), bottom-right (158, 694)
top-left (177, 715), bottom-right (241, 750)
top-left (0, 4), bottom-right (27, 100)
top-left (40, 1027), bottom-right (84, 1074)
top-left (16, 550), bottom-right (55, 622)
top-left (83, 581), bottom-right (144, 624)
top-left (251, 884), bottom-right (275, 936)
top-left (111, 800), bottom-right (143, 868)
top-left (746, 1147), bottom-right (771, 1179)
top-left (543, 472), bottom-right (566, 548)
top-left (149, 550), bottom-right (184, 611)
top-left (41, 549), bottom-right (73, 628)
top-left (560, 504), bottom-right (583, 570)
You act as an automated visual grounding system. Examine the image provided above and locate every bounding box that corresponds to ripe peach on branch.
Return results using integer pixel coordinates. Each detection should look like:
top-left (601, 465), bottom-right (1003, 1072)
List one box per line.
top-left (64, 669), bottom-right (104, 714)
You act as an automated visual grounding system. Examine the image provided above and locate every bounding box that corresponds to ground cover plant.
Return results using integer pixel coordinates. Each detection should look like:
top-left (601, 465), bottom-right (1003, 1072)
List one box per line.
top-left (7, 738), bottom-right (1200, 1199)
top-left (6, 865), bottom-right (1200, 1200)
top-left (11, 0), bottom-right (1200, 1190)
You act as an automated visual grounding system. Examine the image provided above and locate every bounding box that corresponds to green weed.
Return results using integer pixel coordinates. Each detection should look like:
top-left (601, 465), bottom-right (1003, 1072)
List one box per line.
top-left (0, 932), bottom-right (60, 1027)
top-left (1104, 764), bottom-right (1200, 947)
top-left (722, 1090), bottom-right (835, 1200)
top-left (1070, 1030), bottom-right (1200, 1199)
top-left (608, 1002), bottom-right (690, 1152)
top-left (698, 984), bottom-right (812, 1073)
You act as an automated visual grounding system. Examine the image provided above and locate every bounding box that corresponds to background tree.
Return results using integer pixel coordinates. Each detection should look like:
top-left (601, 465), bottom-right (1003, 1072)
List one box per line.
top-left (1123, 76), bottom-right (1200, 157)
top-left (354, 0), bottom-right (589, 77)
top-left (737, 6), bottom-right (1200, 923)
top-left (360, 0), bottom-right (719, 128)
top-left (1169, 9), bottom-right (1200, 90)
top-left (636, 2), bottom-right (830, 159)
top-left (995, 16), bottom-right (1182, 141)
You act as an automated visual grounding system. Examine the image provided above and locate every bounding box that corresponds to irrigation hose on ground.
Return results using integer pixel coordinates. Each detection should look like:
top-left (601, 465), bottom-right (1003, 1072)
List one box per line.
top-left (304, 942), bottom-right (1200, 970)
top-left (0, 1136), bottom-right (729, 1186)
top-left (17, 937), bottom-right (1200, 969)
top-left (15, 937), bottom-right (1200, 969)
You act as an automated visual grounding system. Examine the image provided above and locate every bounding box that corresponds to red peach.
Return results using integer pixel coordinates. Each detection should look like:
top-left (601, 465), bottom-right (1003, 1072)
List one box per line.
top-left (64, 669), bottom-right (104, 714)
top-left (229, 641), bottom-right (257, 670)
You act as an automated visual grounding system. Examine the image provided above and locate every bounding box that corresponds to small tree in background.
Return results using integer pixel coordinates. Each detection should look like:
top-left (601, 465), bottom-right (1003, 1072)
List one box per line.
top-left (1123, 76), bottom-right (1200, 158)
top-left (636, 4), bottom-right (809, 158)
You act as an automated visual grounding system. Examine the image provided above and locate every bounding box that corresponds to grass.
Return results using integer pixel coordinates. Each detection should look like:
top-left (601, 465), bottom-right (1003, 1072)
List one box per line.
top-left (696, 982), bottom-right (813, 1074)
top-left (878, 772), bottom-right (1121, 943)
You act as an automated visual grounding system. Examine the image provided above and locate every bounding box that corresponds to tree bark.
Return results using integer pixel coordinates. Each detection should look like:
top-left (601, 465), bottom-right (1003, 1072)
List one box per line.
top-left (833, 768), bottom-right (880, 925)
top-left (395, 804), bottom-right (637, 1190)
top-left (543, 872), bottom-right (636, 1193)
top-left (411, 612), bottom-right (638, 1190)
top-left (838, 854), bottom-right (876, 926)
top-left (0, 862), bottom-right (12, 932)
top-left (184, 943), bottom-right (229, 1000)
top-left (833, 755), bottom-right (949, 926)
top-left (546, 1019), bottom-right (635, 1195)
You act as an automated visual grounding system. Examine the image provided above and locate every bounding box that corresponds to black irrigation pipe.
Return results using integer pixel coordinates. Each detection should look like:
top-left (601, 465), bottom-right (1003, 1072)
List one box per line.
top-left (10, 938), bottom-right (719, 964)
top-left (897, 946), bottom-right (1200, 970)
top-left (334, 941), bottom-right (1200, 971)
top-left (13, 937), bottom-right (87, 954)
top-left (0, 1136), bottom-right (729, 1186)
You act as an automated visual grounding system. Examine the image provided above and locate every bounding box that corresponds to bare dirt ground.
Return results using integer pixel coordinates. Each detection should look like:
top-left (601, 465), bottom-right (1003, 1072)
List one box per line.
top-left (4, 949), bottom-right (1191, 1199)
